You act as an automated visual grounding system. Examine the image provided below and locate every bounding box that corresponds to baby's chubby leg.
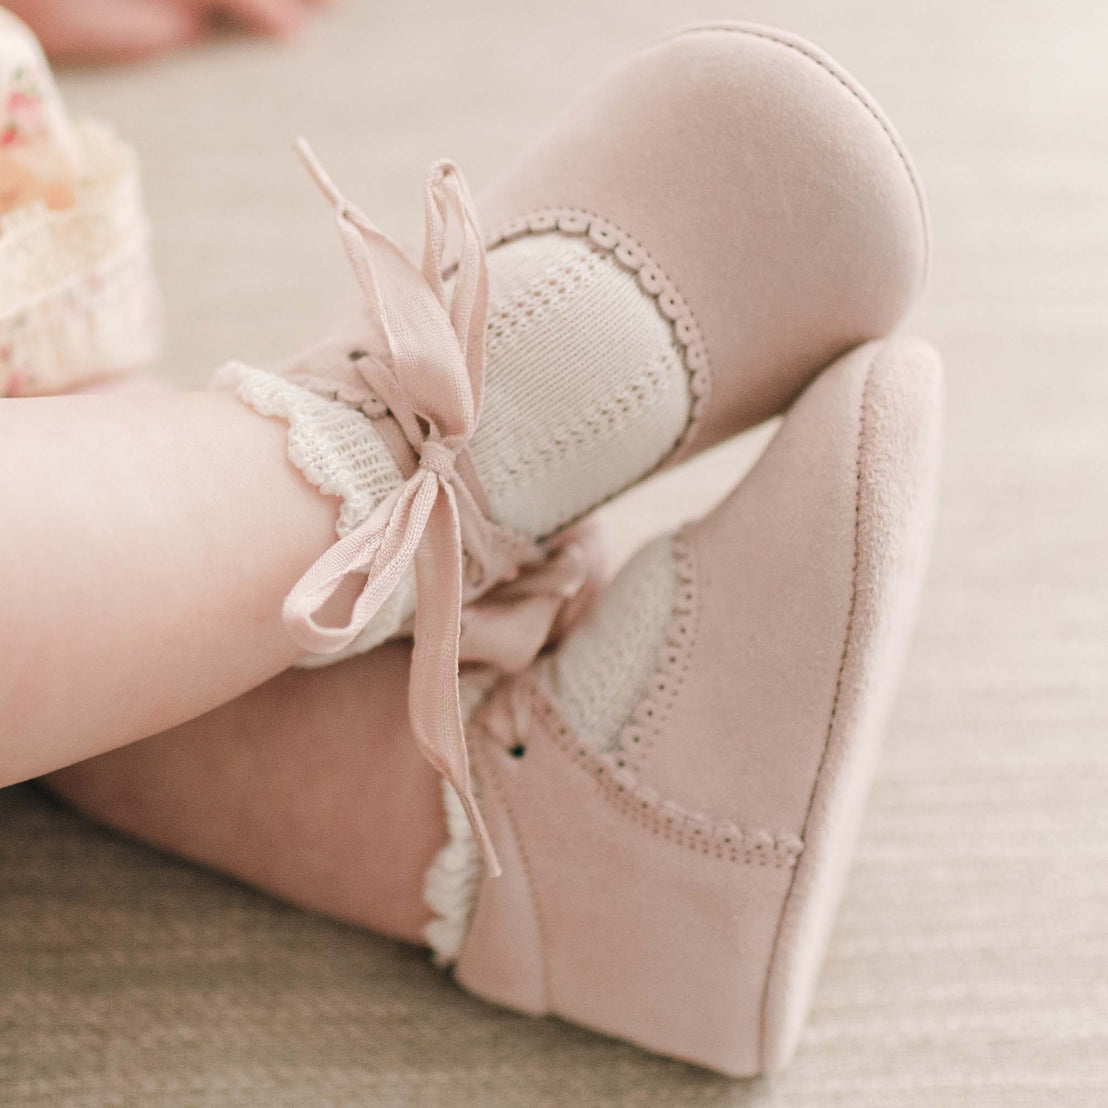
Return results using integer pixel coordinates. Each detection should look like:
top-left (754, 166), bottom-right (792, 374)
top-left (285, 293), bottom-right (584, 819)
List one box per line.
top-left (44, 640), bottom-right (445, 945)
top-left (0, 389), bottom-right (345, 784)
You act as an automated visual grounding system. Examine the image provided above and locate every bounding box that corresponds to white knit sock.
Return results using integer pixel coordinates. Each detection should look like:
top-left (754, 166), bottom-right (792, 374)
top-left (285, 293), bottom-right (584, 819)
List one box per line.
top-left (471, 234), bottom-right (691, 537)
top-left (215, 229), bottom-right (692, 662)
top-left (423, 533), bottom-right (681, 965)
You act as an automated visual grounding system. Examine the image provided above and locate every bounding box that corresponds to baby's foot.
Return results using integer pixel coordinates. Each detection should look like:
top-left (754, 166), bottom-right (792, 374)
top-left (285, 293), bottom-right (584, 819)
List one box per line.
top-left (437, 337), bottom-right (943, 1074)
top-left (46, 335), bottom-right (943, 1075)
top-left (214, 24), bottom-right (929, 858)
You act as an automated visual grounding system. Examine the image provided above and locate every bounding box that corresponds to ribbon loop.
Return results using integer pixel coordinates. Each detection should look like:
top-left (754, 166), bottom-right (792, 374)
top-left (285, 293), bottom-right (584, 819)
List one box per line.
top-left (282, 144), bottom-right (610, 882)
top-left (457, 524), bottom-right (609, 673)
top-left (286, 140), bottom-right (503, 874)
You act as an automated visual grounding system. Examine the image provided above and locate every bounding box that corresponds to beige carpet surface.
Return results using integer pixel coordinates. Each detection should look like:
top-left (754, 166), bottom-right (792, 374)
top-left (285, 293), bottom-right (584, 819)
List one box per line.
top-left (2, 1), bottom-right (1106, 1104)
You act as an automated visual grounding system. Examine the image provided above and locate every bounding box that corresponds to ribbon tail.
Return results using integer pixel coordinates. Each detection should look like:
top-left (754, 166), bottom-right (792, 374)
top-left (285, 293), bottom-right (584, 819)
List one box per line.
top-left (409, 483), bottom-right (502, 878)
top-left (289, 140), bottom-right (501, 875)
top-left (421, 161), bottom-right (489, 413)
top-left (283, 478), bottom-right (433, 654)
top-left (451, 780), bottom-right (502, 881)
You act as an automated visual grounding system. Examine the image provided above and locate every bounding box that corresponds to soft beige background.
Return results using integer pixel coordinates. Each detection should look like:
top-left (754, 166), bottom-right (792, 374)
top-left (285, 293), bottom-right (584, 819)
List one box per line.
top-left (2, 1), bottom-right (1107, 1104)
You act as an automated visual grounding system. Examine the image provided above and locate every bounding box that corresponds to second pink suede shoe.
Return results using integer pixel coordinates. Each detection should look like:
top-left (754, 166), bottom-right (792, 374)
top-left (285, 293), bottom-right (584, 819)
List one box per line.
top-left (475, 22), bottom-right (930, 457)
top-left (426, 336), bottom-right (943, 1075)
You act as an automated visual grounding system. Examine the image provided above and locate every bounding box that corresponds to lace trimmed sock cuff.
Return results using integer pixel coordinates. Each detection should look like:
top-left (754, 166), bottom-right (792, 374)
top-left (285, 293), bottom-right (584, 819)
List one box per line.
top-left (211, 360), bottom-right (415, 662)
top-left (210, 229), bottom-right (693, 666)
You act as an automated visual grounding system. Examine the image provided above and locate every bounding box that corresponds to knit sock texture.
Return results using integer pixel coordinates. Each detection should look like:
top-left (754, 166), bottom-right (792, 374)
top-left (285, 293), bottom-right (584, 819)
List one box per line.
top-left (549, 534), bottom-right (678, 751)
top-left (471, 234), bottom-right (691, 537)
top-left (214, 231), bottom-right (691, 660)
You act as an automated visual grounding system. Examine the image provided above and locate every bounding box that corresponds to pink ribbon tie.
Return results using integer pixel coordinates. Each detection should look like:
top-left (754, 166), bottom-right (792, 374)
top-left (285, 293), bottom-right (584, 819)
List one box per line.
top-left (282, 139), bottom-right (514, 875)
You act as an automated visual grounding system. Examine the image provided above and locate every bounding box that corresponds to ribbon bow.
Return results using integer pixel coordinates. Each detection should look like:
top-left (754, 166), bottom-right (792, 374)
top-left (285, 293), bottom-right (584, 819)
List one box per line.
top-left (283, 140), bottom-right (522, 875)
top-left (458, 530), bottom-right (605, 672)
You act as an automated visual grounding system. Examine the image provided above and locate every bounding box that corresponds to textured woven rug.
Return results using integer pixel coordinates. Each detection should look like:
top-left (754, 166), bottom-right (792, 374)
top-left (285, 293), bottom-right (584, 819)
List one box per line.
top-left (2, 0), bottom-right (1106, 1104)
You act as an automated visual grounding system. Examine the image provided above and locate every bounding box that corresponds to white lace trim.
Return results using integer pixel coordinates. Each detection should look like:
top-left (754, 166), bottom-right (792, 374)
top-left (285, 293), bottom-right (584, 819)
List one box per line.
top-left (211, 361), bottom-right (414, 662)
top-left (422, 668), bottom-right (498, 965)
top-left (423, 778), bottom-right (481, 967)
top-left (0, 119), bottom-right (162, 395)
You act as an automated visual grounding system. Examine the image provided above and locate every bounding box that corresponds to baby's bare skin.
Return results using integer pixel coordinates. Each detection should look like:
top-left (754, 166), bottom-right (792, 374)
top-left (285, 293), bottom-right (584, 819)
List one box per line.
top-left (6, 0), bottom-right (334, 63)
top-left (0, 387), bottom-right (442, 947)
top-left (45, 640), bottom-right (446, 945)
top-left (0, 391), bottom-right (343, 783)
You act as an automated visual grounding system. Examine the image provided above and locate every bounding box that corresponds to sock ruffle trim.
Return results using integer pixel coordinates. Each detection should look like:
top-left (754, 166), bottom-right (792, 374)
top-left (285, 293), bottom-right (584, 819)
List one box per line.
top-left (211, 361), bottom-right (416, 665)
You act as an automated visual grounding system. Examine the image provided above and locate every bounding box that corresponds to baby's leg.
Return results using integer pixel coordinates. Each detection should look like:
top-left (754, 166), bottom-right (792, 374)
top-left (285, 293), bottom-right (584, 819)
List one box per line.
top-left (0, 390), bottom-right (343, 784)
top-left (44, 640), bottom-right (444, 945)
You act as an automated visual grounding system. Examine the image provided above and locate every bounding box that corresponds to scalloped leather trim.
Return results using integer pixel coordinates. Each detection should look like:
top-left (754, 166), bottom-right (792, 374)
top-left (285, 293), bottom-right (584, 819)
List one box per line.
top-left (616, 526), bottom-right (699, 778)
top-left (465, 523), bottom-right (803, 869)
top-left (519, 676), bottom-right (802, 869)
top-left (486, 209), bottom-right (711, 463)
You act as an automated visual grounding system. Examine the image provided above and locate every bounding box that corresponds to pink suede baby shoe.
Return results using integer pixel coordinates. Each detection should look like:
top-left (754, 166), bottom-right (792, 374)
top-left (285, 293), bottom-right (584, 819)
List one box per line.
top-left (423, 336), bottom-right (944, 1076)
top-left (213, 22), bottom-right (929, 869)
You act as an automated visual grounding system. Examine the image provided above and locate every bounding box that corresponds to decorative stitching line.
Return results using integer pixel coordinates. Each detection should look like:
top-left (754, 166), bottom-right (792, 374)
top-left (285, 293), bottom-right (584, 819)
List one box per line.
top-left (485, 209), bottom-right (711, 465)
top-left (755, 343), bottom-right (875, 1068)
top-left (460, 746), bottom-right (553, 1008)
top-left (283, 368), bottom-right (391, 421)
top-left (619, 528), bottom-right (698, 776)
top-left (518, 676), bottom-right (803, 870)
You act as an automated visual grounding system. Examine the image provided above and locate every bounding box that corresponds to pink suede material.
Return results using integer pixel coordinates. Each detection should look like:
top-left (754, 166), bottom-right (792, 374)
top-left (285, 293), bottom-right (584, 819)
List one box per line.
top-left (462, 705), bottom-right (795, 1074)
top-left (454, 337), bottom-right (944, 1076)
top-left (637, 358), bottom-right (863, 829)
top-left (760, 336), bottom-right (943, 1072)
top-left (477, 23), bottom-right (929, 460)
top-left (458, 767), bottom-right (547, 1015)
